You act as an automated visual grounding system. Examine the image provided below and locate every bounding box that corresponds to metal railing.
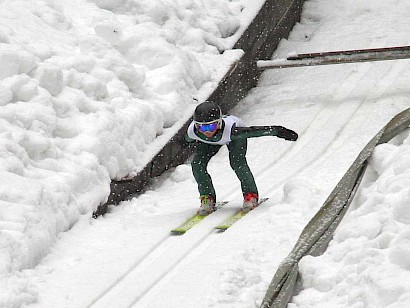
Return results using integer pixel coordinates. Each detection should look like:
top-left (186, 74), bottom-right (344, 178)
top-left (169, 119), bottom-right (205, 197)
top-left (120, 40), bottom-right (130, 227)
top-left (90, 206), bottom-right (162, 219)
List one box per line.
top-left (257, 46), bottom-right (410, 70)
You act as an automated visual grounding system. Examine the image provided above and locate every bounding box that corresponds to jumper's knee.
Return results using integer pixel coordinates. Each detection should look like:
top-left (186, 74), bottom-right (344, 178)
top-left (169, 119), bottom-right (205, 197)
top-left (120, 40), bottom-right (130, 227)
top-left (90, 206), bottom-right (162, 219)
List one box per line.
top-left (229, 155), bottom-right (246, 172)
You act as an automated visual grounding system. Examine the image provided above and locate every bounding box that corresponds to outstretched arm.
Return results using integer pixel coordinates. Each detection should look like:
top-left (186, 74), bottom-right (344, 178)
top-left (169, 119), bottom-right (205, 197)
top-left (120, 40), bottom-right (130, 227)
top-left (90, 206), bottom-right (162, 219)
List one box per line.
top-left (231, 125), bottom-right (298, 141)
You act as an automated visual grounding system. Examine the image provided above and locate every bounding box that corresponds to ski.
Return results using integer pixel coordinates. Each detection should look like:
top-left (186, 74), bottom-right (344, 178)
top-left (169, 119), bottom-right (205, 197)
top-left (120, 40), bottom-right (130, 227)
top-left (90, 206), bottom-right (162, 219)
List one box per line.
top-left (171, 201), bottom-right (228, 235)
top-left (215, 197), bottom-right (269, 231)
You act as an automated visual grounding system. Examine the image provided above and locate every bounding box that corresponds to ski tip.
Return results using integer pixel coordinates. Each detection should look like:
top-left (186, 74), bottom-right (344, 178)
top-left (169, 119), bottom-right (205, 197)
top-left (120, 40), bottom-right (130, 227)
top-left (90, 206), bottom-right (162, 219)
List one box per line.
top-left (171, 227), bottom-right (188, 235)
top-left (170, 229), bottom-right (186, 235)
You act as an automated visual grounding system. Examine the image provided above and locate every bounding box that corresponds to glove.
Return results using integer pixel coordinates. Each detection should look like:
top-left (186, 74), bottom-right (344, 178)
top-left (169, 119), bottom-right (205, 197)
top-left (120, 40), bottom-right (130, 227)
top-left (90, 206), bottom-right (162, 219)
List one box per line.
top-left (275, 126), bottom-right (298, 141)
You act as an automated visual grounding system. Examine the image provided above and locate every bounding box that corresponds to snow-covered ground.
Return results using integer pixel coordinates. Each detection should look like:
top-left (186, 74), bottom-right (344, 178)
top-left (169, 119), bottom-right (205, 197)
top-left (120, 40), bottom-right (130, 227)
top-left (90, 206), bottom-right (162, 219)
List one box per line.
top-left (2, 0), bottom-right (410, 307)
top-left (0, 0), bottom-right (264, 306)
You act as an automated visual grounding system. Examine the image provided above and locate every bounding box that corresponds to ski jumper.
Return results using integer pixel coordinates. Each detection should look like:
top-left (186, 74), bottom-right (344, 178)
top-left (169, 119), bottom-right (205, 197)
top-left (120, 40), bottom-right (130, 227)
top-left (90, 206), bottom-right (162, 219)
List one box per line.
top-left (186, 115), bottom-right (297, 200)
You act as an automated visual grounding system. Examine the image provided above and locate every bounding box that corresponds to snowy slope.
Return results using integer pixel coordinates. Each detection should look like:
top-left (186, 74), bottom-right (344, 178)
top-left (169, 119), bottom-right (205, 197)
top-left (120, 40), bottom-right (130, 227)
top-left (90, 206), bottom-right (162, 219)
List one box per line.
top-left (4, 0), bottom-right (410, 308)
top-left (0, 0), bottom-right (264, 306)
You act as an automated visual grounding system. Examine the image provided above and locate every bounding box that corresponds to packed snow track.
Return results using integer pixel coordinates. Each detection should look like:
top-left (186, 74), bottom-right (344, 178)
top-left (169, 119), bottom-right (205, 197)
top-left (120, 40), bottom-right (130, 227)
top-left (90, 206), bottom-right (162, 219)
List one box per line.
top-left (67, 59), bottom-right (410, 308)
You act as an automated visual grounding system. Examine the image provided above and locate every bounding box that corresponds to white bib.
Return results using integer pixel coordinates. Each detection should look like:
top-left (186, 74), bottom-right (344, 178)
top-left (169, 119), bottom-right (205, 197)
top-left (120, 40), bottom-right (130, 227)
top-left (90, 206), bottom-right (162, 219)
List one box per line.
top-left (187, 115), bottom-right (245, 145)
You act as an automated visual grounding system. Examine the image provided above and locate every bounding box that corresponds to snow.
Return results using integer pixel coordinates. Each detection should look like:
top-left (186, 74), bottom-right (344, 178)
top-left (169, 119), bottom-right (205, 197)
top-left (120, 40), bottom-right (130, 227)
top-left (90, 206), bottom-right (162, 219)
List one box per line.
top-left (2, 0), bottom-right (410, 307)
top-left (292, 135), bottom-right (410, 308)
top-left (0, 0), bottom-right (259, 306)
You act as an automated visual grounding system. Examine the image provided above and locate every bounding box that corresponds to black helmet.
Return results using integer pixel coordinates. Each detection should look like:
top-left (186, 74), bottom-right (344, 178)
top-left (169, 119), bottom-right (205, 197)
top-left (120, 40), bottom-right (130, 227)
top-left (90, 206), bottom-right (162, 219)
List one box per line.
top-left (194, 101), bottom-right (222, 123)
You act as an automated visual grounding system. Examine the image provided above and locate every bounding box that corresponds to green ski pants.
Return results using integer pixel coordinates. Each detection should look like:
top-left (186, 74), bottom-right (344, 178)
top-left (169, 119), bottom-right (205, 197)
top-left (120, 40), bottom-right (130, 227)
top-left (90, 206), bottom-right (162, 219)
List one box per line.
top-left (191, 139), bottom-right (258, 199)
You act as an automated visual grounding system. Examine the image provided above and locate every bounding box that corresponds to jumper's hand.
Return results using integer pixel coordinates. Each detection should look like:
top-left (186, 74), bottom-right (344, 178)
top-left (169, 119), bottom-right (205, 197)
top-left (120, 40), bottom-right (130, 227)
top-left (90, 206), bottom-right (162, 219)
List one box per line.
top-left (275, 126), bottom-right (298, 141)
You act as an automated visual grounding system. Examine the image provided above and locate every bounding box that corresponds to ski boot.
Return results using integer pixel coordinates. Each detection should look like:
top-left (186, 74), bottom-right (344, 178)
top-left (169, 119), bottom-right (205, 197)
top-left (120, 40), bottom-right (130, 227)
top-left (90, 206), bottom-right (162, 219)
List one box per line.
top-left (242, 192), bottom-right (259, 213)
top-left (198, 195), bottom-right (216, 216)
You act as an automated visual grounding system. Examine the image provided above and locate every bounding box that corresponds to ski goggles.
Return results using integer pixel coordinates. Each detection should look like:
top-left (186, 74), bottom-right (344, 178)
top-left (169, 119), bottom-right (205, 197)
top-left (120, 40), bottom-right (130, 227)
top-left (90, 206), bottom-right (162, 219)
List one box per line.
top-left (195, 120), bottom-right (220, 133)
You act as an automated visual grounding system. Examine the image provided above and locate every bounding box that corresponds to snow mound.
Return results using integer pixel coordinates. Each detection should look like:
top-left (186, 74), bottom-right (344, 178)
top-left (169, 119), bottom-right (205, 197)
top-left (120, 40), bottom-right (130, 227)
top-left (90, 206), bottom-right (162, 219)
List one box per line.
top-left (294, 130), bottom-right (410, 307)
top-left (0, 0), bottom-right (249, 305)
